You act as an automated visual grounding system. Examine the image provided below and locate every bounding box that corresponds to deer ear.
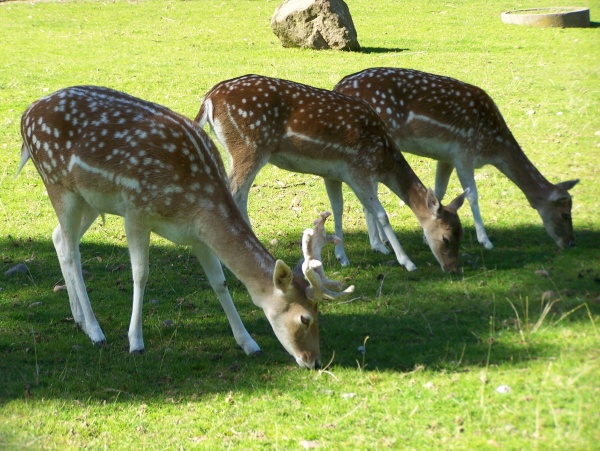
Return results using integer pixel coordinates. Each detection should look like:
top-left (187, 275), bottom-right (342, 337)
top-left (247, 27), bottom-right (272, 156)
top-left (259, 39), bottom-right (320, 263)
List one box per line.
top-left (426, 188), bottom-right (442, 216)
top-left (446, 189), bottom-right (468, 214)
top-left (273, 260), bottom-right (293, 292)
top-left (555, 179), bottom-right (579, 192)
top-left (549, 180), bottom-right (579, 203)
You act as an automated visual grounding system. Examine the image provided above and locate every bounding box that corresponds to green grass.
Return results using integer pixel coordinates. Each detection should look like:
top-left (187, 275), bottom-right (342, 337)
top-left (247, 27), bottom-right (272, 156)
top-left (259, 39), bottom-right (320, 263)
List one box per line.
top-left (1, 0), bottom-right (599, 449)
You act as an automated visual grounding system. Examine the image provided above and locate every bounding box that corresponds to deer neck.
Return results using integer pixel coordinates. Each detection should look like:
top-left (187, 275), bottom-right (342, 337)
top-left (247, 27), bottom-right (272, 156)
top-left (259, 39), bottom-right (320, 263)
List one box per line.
top-left (491, 138), bottom-right (554, 208)
top-left (194, 213), bottom-right (278, 306)
top-left (380, 151), bottom-right (432, 224)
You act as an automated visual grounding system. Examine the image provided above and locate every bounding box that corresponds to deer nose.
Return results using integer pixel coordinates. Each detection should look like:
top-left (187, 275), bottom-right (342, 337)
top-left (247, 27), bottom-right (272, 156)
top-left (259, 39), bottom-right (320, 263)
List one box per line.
top-left (313, 360), bottom-right (322, 370)
top-left (556, 238), bottom-right (575, 249)
top-left (443, 263), bottom-right (459, 273)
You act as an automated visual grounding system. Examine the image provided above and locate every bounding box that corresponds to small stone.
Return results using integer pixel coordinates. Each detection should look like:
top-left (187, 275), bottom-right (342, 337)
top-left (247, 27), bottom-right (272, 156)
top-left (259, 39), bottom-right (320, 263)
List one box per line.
top-left (5, 263), bottom-right (28, 277)
top-left (29, 302), bottom-right (42, 308)
top-left (541, 290), bottom-right (556, 301)
top-left (496, 385), bottom-right (511, 394)
top-left (53, 285), bottom-right (67, 293)
top-left (162, 319), bottom-right (175, 327)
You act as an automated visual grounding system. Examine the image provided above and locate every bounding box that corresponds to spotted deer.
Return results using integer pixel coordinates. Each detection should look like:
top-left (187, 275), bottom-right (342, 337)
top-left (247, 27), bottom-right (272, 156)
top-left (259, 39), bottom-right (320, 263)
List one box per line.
top-left (19, 86), bottom-right (353, 369)
top-left (334, 67), bottom-right (579, 249)
top-left (195, 75), bottom-right (467, 272)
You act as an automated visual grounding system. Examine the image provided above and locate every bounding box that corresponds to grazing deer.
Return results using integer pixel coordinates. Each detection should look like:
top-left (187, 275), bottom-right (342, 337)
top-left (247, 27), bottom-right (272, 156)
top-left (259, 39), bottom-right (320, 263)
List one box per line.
top-left (195, 75), bottom-right (467, 272)
top-left (334, 67), bottom-right (579, 249)
top-left (19, 86), bottom-right (353, 369)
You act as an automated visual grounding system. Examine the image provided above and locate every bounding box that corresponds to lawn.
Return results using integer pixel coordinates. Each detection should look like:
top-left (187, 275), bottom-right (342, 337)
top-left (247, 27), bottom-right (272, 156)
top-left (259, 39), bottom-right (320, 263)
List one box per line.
top-left (0, 0), bottom-right (598, 449)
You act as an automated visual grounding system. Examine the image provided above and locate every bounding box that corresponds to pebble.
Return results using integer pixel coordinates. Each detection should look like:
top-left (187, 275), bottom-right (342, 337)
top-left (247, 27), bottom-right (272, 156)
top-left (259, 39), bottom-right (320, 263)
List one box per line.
top-left (5, 263), bottom-right (28, 277)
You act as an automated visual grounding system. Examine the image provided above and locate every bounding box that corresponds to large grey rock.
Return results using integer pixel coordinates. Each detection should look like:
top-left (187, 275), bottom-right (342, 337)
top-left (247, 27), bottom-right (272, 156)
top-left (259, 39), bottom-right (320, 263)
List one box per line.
top-left (271, 0), bottom-right (360, 51)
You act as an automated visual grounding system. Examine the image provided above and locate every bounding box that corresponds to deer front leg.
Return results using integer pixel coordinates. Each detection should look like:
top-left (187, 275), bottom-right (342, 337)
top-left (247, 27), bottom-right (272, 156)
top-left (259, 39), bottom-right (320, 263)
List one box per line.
top-left (192, 242), bottom-right (261, 356)
top-left (323, 178), bottom-right (350, 266)
top-left (454, 164), bottom-right (494, 249)
top-left (228, 153), bottom-right (270, 226)
top-left (53, 196), bottom-right (106, 345)
top-left (124, 216), bottom-right (151, 353)
top-left (363, 206), bottom-right (391, 255)
top-left (353, 184), bottom-right (417, 271)
top-left (434, 160), bottom-right (454, 201)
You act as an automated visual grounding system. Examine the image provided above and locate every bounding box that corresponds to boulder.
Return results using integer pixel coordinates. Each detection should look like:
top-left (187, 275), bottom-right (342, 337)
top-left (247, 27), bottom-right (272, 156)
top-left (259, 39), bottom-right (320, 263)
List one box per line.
top-left (271, 0), bottom-right (360, 51)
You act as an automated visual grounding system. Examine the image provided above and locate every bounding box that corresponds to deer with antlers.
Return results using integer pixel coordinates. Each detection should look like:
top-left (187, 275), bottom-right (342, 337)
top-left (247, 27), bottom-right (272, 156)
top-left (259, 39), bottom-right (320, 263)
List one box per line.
top-left (19, 85), bottom-right (354, 369)
top-left (334, 67), bottom-right (579, 249)
top-left (195, 74), bottom-right (467, 272)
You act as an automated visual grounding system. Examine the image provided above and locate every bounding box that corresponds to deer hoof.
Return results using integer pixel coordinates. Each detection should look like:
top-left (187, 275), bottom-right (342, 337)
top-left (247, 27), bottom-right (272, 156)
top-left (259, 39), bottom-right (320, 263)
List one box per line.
top-left (481, 239), bottom-right (494, 249)
top-left (337, 256), bottom-right (351, 267)
top-left (404, 261), bottom-right (417, 272)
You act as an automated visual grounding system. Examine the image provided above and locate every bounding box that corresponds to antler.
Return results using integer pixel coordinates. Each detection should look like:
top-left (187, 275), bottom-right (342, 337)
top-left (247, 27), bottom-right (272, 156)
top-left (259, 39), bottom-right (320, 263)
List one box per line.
top-left (301, 212), bottom-right (355, 300)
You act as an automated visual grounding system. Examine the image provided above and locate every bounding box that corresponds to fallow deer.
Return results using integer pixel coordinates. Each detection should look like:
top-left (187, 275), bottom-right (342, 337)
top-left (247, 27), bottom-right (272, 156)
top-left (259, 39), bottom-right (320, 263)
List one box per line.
top-left (19, 85), bottom-right (353, 369)
top-left (334, 67), bottom-right (579, 249)
top-left (195, 75), bottom-right (467, 272)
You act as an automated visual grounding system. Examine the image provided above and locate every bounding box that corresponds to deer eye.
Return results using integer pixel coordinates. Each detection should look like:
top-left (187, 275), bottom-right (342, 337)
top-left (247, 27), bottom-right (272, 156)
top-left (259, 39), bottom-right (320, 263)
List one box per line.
top-left (561, 213), bottom-right (571, 221)
top-left (300, 315), bottom-right (312, 327)
top-left (442, 236), bottom-right (450, 245)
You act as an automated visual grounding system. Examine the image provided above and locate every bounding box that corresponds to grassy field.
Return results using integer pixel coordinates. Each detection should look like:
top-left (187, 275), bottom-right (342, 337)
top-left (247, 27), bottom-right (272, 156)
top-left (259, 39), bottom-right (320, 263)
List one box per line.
top-left (1, 0), bottom-right (599, 449)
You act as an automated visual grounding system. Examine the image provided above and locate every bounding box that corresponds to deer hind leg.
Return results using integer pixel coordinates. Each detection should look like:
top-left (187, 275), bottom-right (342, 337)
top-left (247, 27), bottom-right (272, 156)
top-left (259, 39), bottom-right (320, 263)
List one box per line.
top-left (454, 164), bottom-right (494, 249)
top-left (352, 182), bottom-right (417, 271)
top-left (192, 241), bottom-right (261, 355)
top-left (52, 193), bottom-right (106, 345)
top-left (124, 214), bottom-right (151, 353)
top-left (324, 178), bottom-right (351, 266)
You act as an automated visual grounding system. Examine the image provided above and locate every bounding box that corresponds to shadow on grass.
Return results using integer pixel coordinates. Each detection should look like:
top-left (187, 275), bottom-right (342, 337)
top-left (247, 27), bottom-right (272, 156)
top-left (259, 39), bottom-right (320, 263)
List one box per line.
top-left (359, 47), bottom-right (411, 54)
top-left (0, 223), bottom-right (598, 402)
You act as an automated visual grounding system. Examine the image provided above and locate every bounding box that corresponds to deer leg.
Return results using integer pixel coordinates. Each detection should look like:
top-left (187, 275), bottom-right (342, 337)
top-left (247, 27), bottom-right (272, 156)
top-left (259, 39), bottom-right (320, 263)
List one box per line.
top-left (52, 193), bottom-right (106, 345)
top-left (124, 215), bottom-right (151, 353)
top-left (228, 154), bottom-right (269, 226)
top-left (434, 160), bottom-right (455, 201)
top-left (363, 206), bottom-right (391, 255)
top-left (353, 183), bottom-right (417, 271)
top-left (56, 204), bottom-right (99, 323)
top-left (323, 178), bottom-right (350, 266)
top-left (425, 160), bottom-right (456, 245)
top-left (192, 241), bottom-right (261, 355)
top-left (454, 165), bottom-right (493, 249)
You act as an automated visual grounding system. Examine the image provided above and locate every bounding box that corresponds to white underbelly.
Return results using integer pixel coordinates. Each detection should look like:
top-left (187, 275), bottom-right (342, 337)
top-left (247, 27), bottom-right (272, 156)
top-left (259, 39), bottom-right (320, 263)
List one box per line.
top-left (269, 152), bottom-right (348, 181)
